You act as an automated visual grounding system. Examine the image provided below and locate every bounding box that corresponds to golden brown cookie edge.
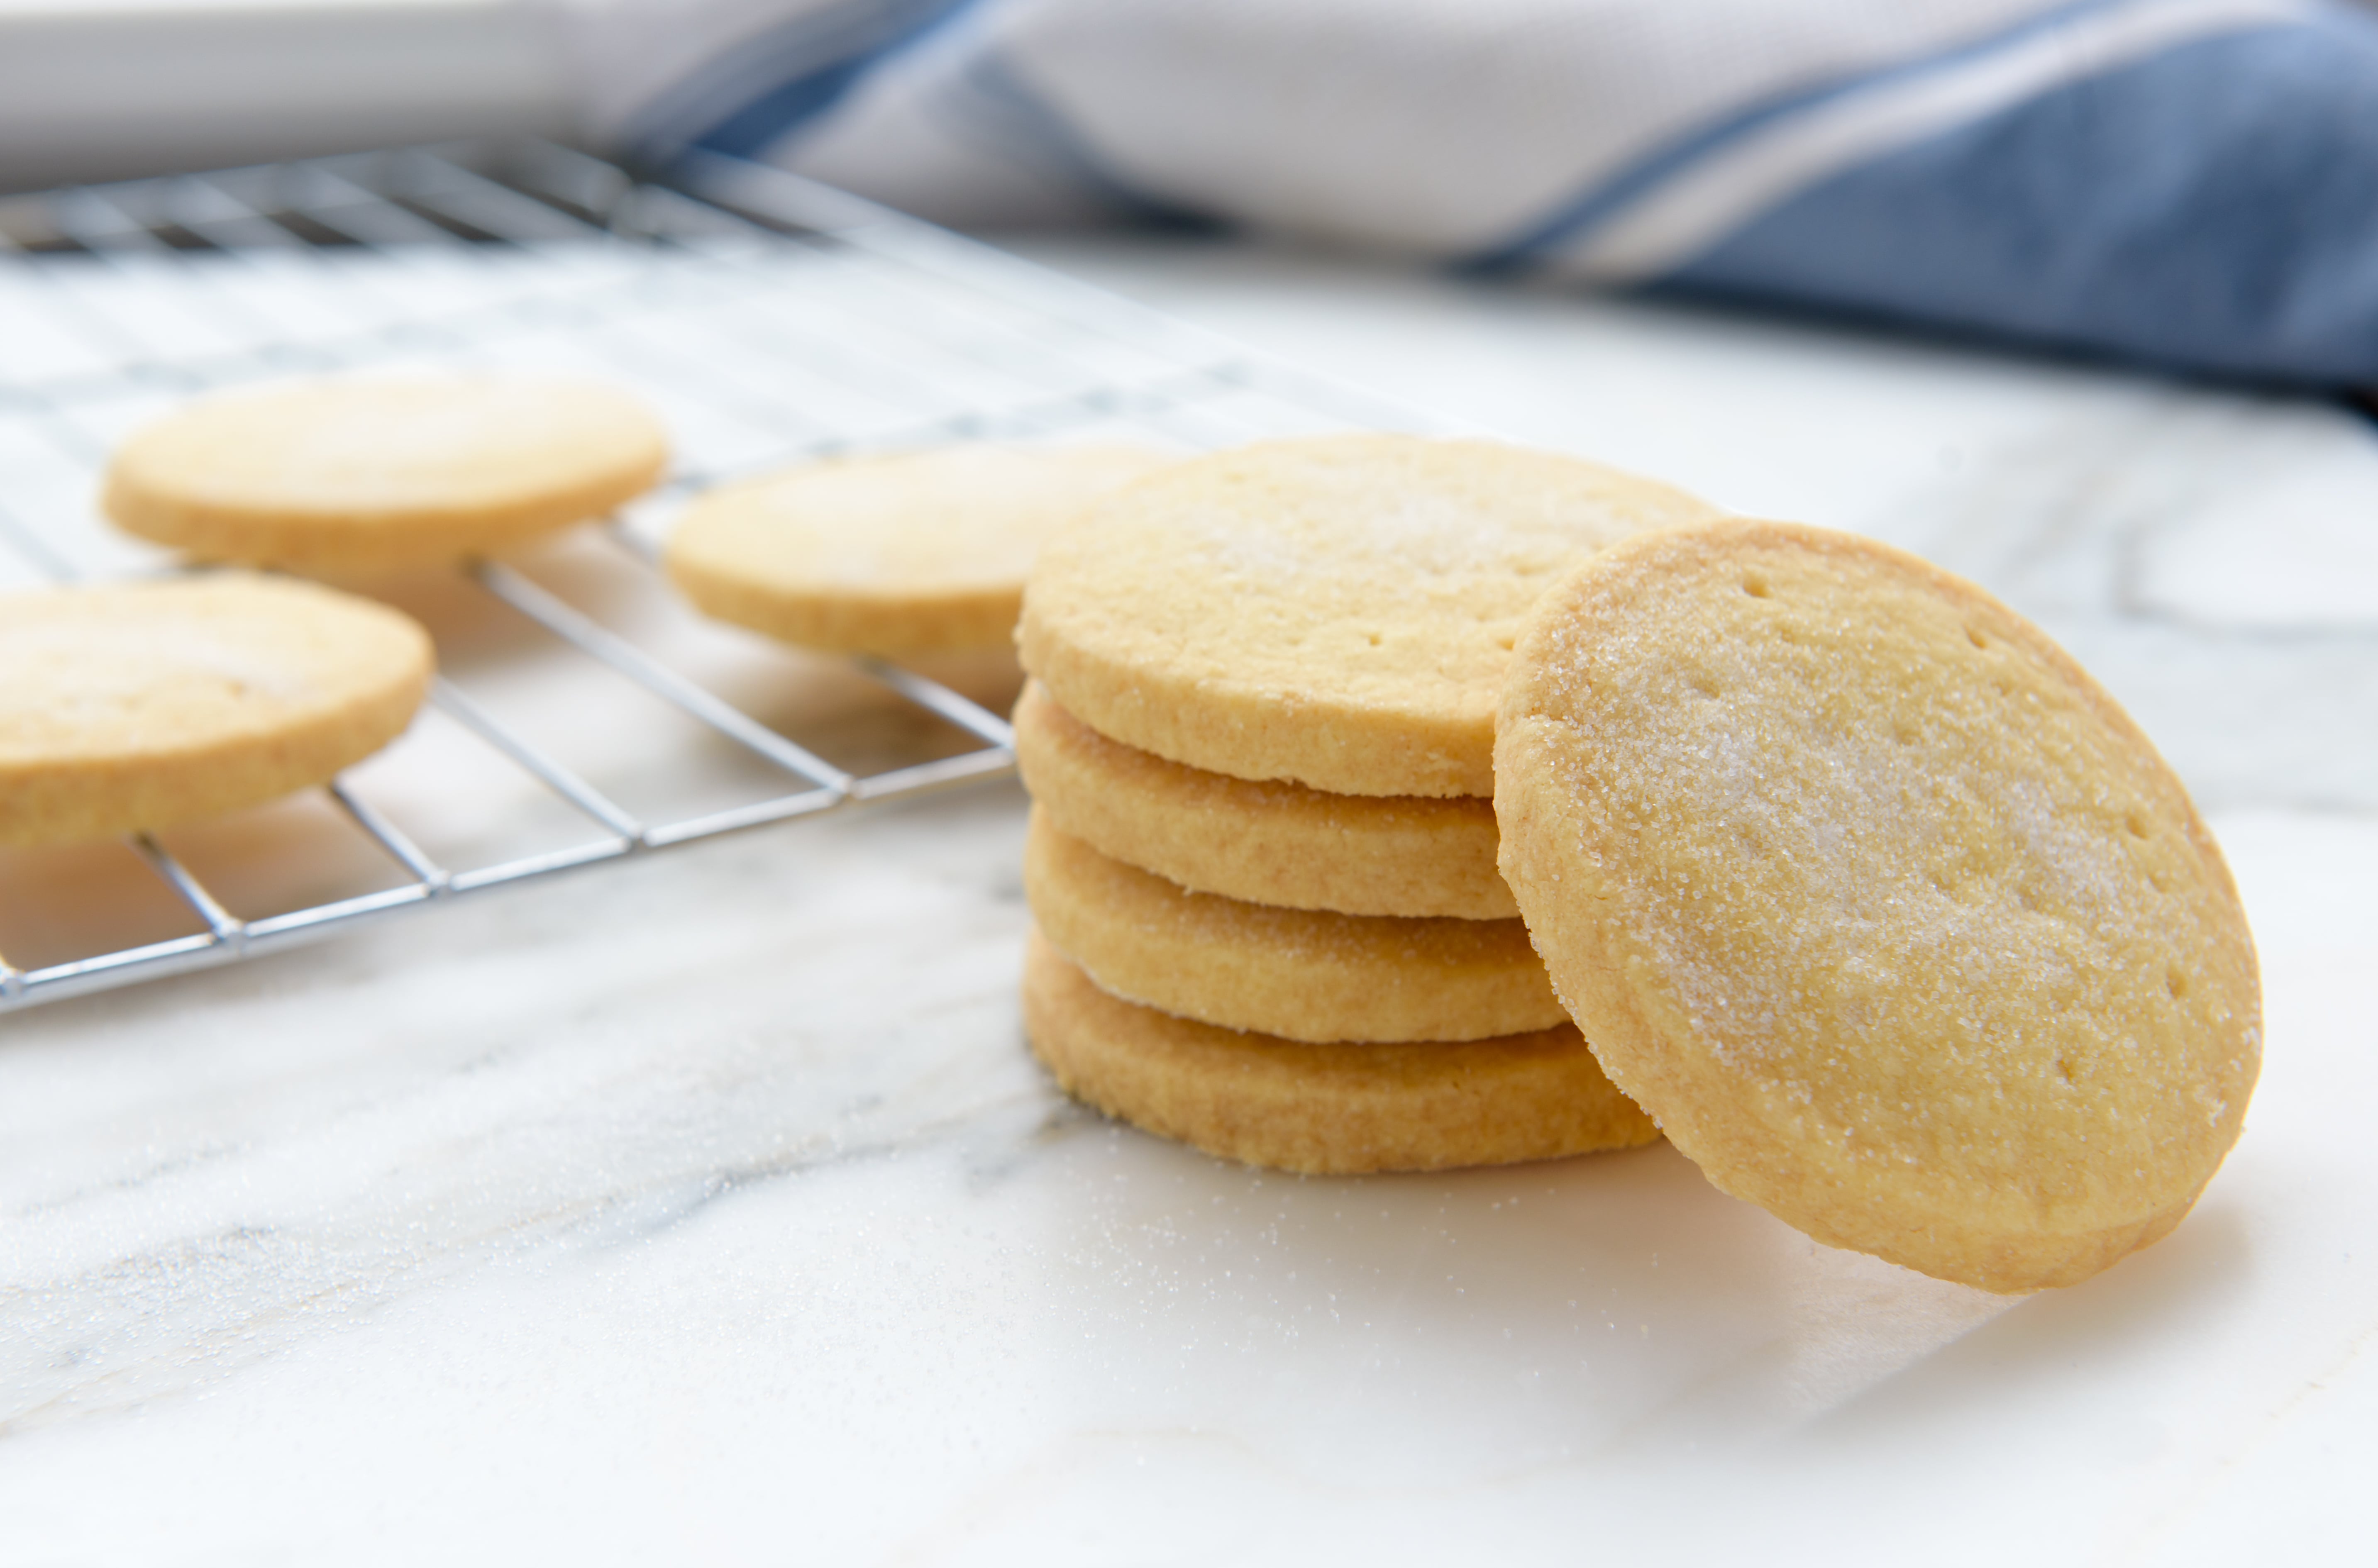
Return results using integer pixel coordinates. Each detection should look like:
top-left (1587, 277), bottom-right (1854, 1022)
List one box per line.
top-left (1023, 928), bottom-right (1659, 1175)
top-left (1012, 681), bottom-right (1517, 919)
top-left (1023, 807), bottom-right (1565, 1044)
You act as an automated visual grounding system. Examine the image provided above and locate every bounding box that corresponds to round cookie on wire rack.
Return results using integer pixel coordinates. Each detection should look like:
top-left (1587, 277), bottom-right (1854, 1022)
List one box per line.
top-left (1494, 518), bottom-right (2262, 1292)
top-left (1022, 929), bottom-right (1658, 1175)
top-left (1023, 808), bottom-right (1564, 1044)
top-left (0, 573), bottom-right (433, 847)
top-left (1018, 433), bottom-right (1721, 798)
top-left (104, 373), bottom-right (669, 573)
top-left (667, 443), bottom-right (1176, 656)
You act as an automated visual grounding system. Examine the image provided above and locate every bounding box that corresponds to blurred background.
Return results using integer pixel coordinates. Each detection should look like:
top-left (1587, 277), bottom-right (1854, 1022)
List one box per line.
top-left (7, 0), bottom-right (2375, 393)
top-left (0, 0), bottom-right (573, 193)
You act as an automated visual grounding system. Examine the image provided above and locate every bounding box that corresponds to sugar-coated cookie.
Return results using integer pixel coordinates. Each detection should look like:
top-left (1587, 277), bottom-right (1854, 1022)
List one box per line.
top-left (105, 374), bottom-right (668, 571)
top-left (667, 444), bottom-right (1175, 656)
top-left (1018, 434), bottom-right (1718, 797)
top-left (1494, 519), bottom-right (2261, 1292)
top-left (1025, 808), bottom-right (1563, 1043)
top-left (1, 573), bottom-right (434, 847)
top-left (1023, 929), bottom-right (1658, 1174)
top-left (1013, 681), bottom-right (1514, 919)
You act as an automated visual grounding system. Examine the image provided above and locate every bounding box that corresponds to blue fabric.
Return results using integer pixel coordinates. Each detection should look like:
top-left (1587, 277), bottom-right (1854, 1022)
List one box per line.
top-left (1467, 0), bottom-right (2131, 278)
top-left (947, 43), bottom-right (1218, 225)
top-left (579, 0), bottom-right (2378, 387)
top-left (636, 0), bottom-right (986, 162)
top-left (1659, 12), bottom-right (2378, 383)
top-left (691, 54), bottom-right (890, 160)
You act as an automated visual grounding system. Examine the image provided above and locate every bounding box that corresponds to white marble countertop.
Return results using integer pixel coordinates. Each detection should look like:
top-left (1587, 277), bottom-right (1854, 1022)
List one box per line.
top-left (5, 235), bottom-right (2376, 1565)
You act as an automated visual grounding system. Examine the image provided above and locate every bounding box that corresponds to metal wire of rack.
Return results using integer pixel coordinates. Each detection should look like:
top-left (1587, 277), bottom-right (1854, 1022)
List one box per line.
top-left (0, 139), bottom-right (1433, 1013)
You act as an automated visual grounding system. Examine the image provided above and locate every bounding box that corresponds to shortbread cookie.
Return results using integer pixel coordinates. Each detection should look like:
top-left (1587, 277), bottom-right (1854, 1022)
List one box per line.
top-left (105, 374), bottom-right (669, 571)
top-left (1, 573), bottom-right (434, 847)
top-left (1025, 809), bottom-right (1563, 1043)
top-left (1019, 434), bottom-right (1718, 797)
top-left (1014, 682), bottom-right (1515, 919)
top-left (1023, 930), bottom-right (1658, 1174)
top-left (1495, 519), bottom-right (2261, 1292)
top-left (668, 444), bottom-right (1174, 655)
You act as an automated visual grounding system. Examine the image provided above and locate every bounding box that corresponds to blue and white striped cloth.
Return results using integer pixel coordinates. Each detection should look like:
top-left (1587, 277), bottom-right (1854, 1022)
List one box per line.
top-left (568, 0), bottom-right (2378, 385)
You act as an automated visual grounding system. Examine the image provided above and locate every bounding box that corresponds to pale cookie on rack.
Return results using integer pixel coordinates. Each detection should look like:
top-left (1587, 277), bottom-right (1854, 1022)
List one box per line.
top-left (667, 444), bottom-right (1175, 656)
top-left (1018, 434), bottom-right (1719, 797)
top-left (1494, 519), bottom-right (2261, 1293)
top-left (104, 373), bottom-right (669, 572)
top-left (1024, 809), bottom-right (1563, 1043)
top-left (1023, 929), bottom-right (1658, 1175)
top-left (0, 573), bottom-right (434, 847)
top-left (1013, 680), bottom-right (1514, 919)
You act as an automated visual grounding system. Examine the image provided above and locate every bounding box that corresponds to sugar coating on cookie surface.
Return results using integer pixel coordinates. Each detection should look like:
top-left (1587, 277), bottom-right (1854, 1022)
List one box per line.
top-left (105, 374), bottom-right (668, 571)
top-left (1024, 808), bottom-right (1563, 1043)
top-left (0, 573), bottom-right (434, 846)
top-left (1494, 519), bottom-right (2260, 1292)
top-left (1019, 434), bottom-right (1719, 797)
top-left (1013, 681), bottom-right (1516, 919)
top-left (667, 444), bottom-right (1175, 655)
top-left (1023, 929), bottom-right (1659, 1174)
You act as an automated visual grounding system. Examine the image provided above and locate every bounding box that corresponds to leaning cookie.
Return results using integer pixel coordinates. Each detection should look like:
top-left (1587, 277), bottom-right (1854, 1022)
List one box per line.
top-left (1013, 682), bottom-right (1514, 919)
top-left (667, 444), bottom-right (1174, 656)
top-left (1023, 929), bottom-right (1659, 1175)
top-left (1, 573), bottom-right (433, 846)
top-left (1019, 434), bottom-right (1719, 797)
top-left (1023, 808), bottom-right (1563, 1044)
top-left (104, 373), bottom-right (668, 572)
top-left (1494, 519), bottom-right (2261, 1292)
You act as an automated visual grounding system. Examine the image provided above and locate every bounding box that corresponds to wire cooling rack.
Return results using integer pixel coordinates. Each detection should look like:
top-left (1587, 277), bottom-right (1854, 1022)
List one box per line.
top-left (0, 139), bottom-right (1427, 1013)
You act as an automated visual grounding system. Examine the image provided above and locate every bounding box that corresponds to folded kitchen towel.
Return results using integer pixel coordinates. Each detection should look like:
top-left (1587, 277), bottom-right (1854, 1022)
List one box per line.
top-left (568, 0), bottom-right (2378, 385)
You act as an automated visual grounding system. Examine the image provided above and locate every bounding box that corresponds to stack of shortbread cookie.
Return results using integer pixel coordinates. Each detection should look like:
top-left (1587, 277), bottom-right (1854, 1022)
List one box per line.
top-left (1012, 432), bottom-right (2262, 1293)
top-left (1012, 434), bottom-right (1721, 1175)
